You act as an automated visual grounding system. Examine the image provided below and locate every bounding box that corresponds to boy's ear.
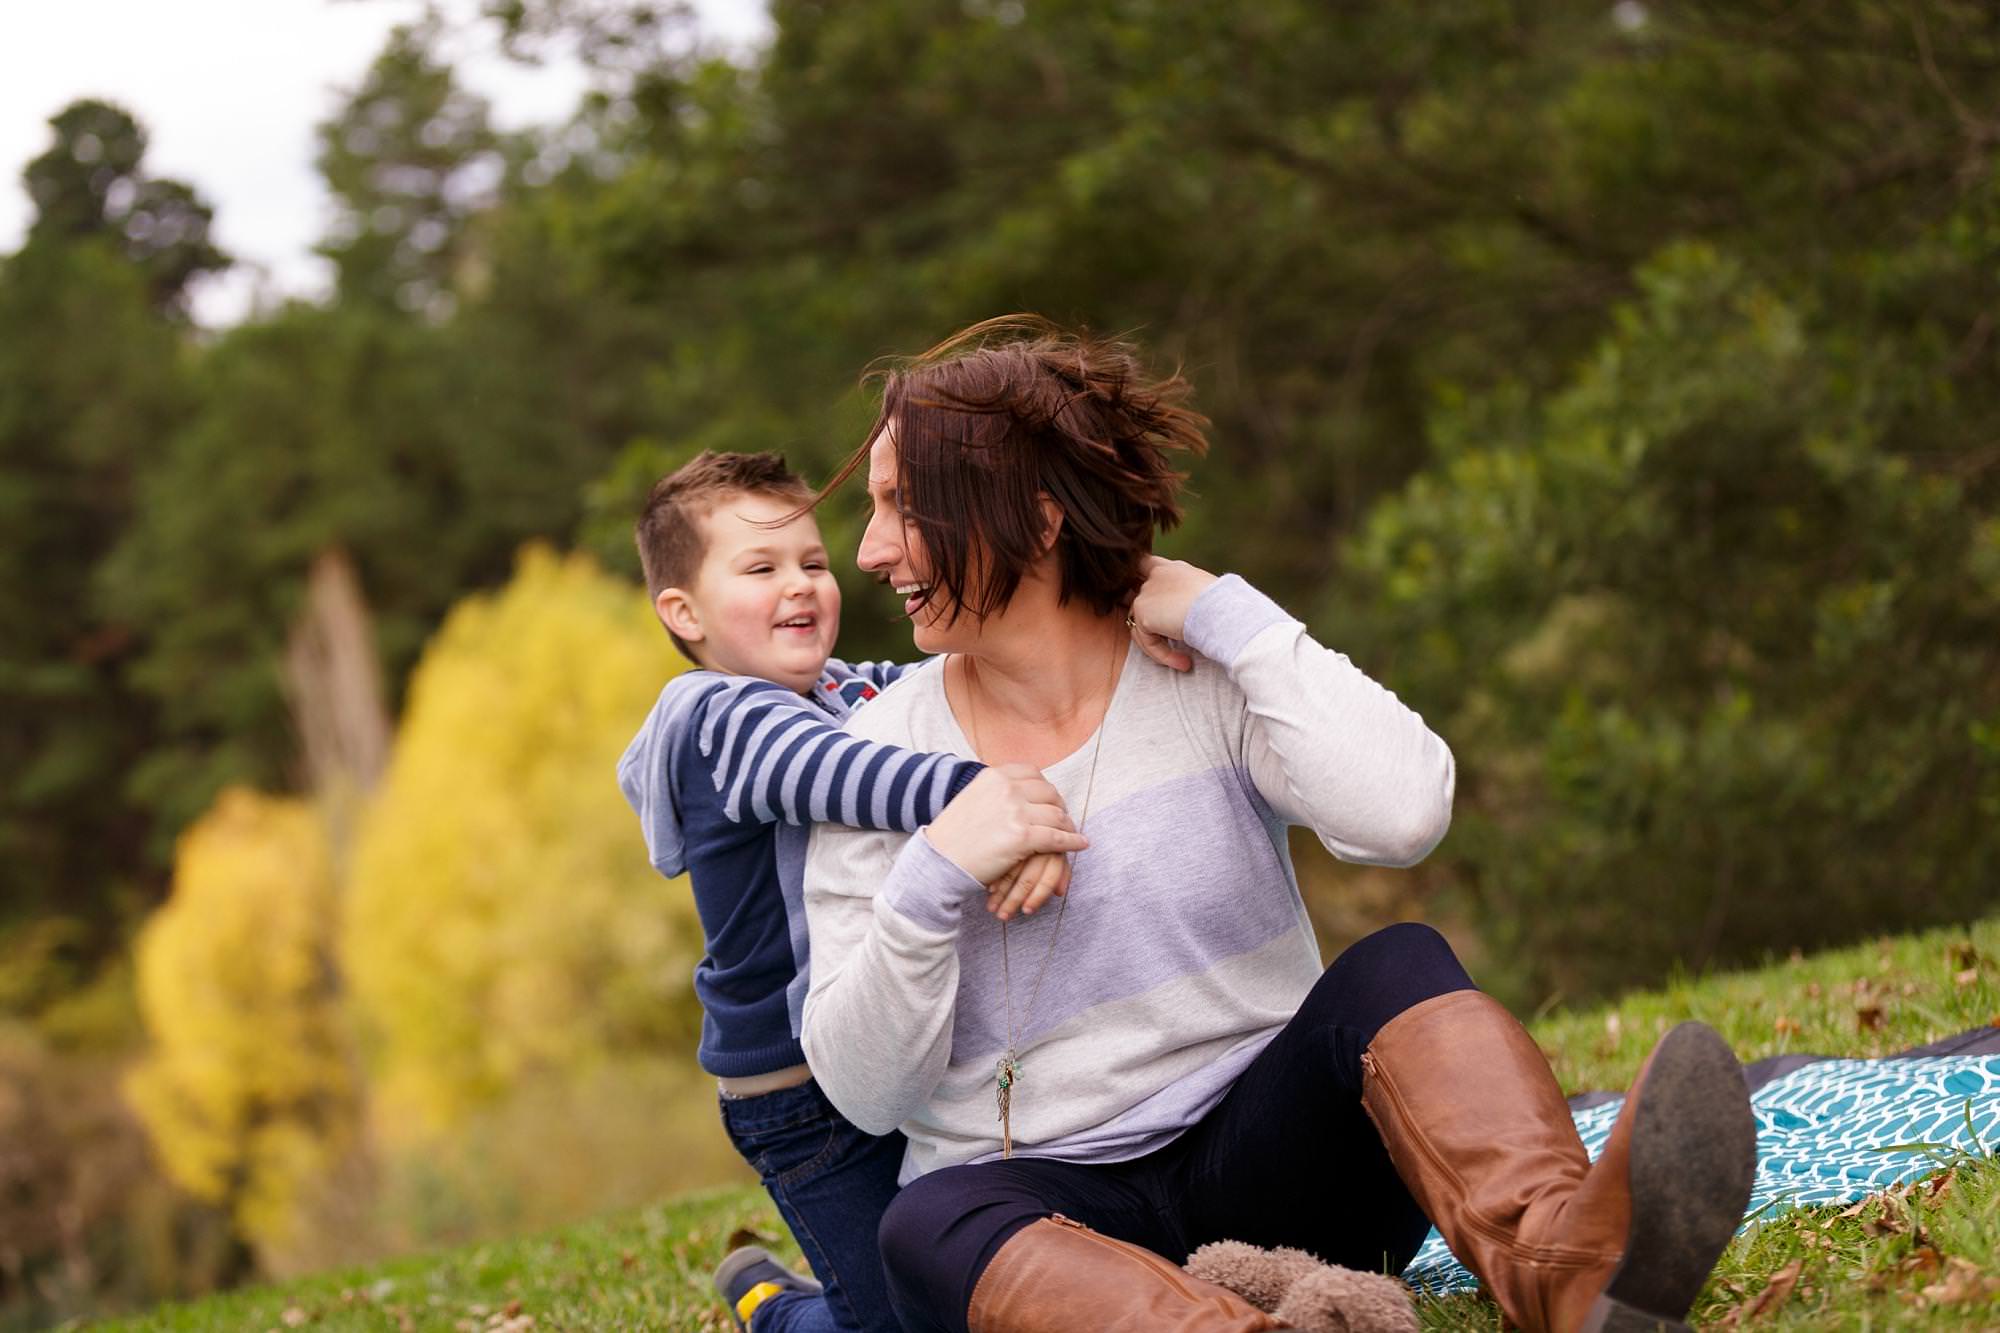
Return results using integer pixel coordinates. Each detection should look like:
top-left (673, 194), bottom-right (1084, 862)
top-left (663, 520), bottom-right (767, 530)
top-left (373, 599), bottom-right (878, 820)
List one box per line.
top-left (655, 586), bottom-right (705, 644)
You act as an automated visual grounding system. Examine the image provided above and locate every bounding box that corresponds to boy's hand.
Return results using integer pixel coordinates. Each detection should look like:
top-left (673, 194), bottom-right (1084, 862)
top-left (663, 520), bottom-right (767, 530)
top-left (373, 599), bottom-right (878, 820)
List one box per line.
top-left (985, 852), bottom-right (1069, 921)
top-left (1128, 555), bottom-right (1218, 672)
top-left (928, 765), bottom-right (1087, 889)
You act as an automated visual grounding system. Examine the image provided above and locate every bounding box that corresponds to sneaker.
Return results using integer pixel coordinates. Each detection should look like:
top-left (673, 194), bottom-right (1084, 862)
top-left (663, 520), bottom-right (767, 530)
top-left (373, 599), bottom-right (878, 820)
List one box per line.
top-left (714, 1245), bottom-right (823, 1331)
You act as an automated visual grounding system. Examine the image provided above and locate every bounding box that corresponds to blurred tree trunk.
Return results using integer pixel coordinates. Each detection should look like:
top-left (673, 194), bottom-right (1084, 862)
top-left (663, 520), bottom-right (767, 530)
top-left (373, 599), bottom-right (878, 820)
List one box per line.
top-left (281, 549), bottom-right (391, 864)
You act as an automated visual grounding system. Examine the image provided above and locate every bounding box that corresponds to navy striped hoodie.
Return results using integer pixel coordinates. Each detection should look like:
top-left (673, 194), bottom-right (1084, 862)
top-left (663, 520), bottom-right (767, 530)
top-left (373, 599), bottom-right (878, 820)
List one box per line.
top-left (617, 659), bottom-right (984, 1077)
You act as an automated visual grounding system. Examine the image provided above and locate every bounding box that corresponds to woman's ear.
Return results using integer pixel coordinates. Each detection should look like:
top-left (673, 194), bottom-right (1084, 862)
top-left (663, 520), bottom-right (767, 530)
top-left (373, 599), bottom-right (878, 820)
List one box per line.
top-left (1036, 493), bottom-right (1066, 556)
top-left (656, 586), bottom-right (705, 644)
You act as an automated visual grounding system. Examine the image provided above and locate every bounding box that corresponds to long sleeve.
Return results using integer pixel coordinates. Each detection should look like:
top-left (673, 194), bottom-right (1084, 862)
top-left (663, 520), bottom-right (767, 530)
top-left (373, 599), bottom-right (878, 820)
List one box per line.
top-left (700, 679), bottom-right (983, 830)
top-left (801, 825), bottom-right (978, 1134)
top-left (1181, 575), bottom-right (1455, 867)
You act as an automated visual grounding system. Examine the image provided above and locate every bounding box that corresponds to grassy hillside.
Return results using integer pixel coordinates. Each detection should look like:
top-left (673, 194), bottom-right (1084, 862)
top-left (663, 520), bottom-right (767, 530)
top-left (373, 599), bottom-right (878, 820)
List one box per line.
top-left (101, 917), bottom-right (2000, 1332)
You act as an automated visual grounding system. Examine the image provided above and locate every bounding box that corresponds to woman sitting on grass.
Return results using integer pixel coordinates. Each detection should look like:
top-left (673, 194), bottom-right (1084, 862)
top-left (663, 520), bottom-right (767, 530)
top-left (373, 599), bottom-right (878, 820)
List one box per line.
top-left (798, 317), bottom-right (1757, 1333)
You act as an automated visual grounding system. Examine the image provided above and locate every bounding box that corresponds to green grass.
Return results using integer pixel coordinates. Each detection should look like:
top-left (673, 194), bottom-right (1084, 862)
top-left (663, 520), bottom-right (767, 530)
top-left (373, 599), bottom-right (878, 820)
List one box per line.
top-left (92, 1186), bottom-right (785, 1333)
top-left (100, 918), bottom-right (2000, 1331)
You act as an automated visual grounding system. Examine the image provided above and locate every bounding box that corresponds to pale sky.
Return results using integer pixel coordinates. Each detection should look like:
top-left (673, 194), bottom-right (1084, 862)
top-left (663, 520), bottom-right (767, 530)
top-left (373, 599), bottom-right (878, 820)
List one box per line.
top-left (0, 0), bottom-right (771, 326)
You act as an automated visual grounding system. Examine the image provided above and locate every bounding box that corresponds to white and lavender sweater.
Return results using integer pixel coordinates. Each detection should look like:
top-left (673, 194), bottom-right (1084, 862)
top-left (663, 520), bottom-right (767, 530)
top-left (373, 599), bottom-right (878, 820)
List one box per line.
top-left (800, 575), bottom-right (1455, 1182)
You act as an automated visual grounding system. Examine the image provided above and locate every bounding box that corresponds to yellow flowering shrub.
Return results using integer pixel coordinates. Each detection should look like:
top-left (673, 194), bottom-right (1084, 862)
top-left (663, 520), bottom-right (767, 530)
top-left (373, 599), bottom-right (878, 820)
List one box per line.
top-left (126, 788), bottom-right (353, 1246)
top-left (342, 545), bottom-right (698, 1139)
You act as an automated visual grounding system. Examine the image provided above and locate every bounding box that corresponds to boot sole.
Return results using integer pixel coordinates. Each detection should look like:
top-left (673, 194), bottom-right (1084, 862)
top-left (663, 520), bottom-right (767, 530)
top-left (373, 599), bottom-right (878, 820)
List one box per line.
top-left (1579, 1022), bottom-right (1757, 1333)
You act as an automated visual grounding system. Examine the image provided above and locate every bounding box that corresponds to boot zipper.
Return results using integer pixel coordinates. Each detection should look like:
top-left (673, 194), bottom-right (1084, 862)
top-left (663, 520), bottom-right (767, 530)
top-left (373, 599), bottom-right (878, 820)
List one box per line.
top-left (1039, 1216), bottom-right (1210, 1295)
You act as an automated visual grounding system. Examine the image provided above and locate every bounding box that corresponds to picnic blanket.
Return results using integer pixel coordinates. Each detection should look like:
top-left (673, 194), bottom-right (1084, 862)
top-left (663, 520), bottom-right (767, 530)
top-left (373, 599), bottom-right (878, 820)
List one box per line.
top-left (1400, 1027), bottom-right (2000, 1294)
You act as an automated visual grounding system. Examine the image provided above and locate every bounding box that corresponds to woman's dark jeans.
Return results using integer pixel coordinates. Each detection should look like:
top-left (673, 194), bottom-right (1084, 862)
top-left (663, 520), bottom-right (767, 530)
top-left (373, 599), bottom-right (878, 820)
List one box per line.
top-left (874, 923), bottom-right (1477, 1333)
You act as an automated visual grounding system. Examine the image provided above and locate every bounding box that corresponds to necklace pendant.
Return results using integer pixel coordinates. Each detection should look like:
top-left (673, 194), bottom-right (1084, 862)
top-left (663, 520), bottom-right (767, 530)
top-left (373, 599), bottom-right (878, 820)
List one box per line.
top-left (996, 1053), bottom-right (1019, 1159)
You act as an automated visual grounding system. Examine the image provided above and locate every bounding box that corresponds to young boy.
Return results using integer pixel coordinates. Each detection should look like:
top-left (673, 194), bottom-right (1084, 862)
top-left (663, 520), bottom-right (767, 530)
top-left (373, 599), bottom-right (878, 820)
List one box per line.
top-left (616, 452), bottom-right (1077, 1333)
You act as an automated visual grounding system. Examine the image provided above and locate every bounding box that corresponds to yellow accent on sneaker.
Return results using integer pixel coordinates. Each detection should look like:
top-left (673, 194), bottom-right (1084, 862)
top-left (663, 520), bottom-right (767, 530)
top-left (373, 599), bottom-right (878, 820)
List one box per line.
top-left (735, 1280), bottom-right (786, 1325)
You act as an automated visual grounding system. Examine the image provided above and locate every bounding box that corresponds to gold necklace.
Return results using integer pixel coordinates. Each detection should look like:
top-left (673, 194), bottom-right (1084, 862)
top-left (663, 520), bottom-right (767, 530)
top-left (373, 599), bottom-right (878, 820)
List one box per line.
top-left (958, 640), bottom-right (1119, 1159)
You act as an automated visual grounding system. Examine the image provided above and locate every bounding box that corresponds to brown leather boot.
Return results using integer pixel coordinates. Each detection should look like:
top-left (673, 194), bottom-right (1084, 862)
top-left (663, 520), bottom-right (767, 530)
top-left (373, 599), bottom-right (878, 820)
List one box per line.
top-left (967, 1215), bottom-right (1290, 1333)
top-left (1360, 992), bottom-right (1755, 1333)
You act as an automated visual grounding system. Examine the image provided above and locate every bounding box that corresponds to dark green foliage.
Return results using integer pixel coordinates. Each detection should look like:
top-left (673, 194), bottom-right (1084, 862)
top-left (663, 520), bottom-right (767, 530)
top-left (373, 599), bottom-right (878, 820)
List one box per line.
top-left (24, 99), bottom-right (227, 311)
top-left (101, 306), bottom-right (470, 833)
top-left (1349, 242), bottom-right (2000, 1002)
top-left (0, 234), bottom-right (191, 946)
top-left (101, 27), bottom-right (648, 853)
top-left (13, 0), bottom-right (2000, 1011)
top-left (315, 22), bottom-right (502, 314)
top-left (1, 102), bottom-right (221, 944)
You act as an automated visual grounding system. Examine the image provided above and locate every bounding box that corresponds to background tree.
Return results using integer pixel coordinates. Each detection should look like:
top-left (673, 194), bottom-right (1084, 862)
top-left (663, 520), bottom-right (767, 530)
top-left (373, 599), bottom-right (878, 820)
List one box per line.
top-left (315, 20), bottom-right (502, 316)
top-left (341, 548), bottom-right (701, 1136)
top-left (101, 24), bottom-right (637, 844)
top-left (125, 788), bottom-right (354, 1259)
top-left (0, 100), bottom-right (217, 966)
top-left (22, 99), bottom-right (227, 312)
top-left (1348, 240), bottom-right (2000, 1001)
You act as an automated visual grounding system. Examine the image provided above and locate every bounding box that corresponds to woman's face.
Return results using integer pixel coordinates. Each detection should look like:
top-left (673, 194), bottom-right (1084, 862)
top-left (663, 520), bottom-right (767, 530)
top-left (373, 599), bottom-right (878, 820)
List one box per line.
top-left (857, 427), bottom-right (980, 656)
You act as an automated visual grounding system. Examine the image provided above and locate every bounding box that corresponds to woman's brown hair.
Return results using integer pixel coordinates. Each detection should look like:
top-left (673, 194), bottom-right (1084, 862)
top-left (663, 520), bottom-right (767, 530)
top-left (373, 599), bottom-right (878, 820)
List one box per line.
top-left (819, 316), bottom-right (1209, 624)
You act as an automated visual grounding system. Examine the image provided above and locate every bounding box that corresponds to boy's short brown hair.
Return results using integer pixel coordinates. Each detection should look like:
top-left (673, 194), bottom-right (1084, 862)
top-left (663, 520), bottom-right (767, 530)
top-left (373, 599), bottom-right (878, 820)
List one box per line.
top-left (635, 450), bottom-right (815, 657)
top-left (819, 316), bottom-right (1207, 625)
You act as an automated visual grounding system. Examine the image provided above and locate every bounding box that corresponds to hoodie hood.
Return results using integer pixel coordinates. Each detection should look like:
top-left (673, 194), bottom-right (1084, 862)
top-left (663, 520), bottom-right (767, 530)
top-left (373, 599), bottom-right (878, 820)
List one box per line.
top-left (615, 671), bottom-right (724, 878)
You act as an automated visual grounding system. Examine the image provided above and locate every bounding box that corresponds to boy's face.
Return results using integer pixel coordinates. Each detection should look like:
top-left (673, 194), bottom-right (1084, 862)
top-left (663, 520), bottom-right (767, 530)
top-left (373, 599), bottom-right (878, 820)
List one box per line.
top-left (657, 492), bottom-right (842, 693)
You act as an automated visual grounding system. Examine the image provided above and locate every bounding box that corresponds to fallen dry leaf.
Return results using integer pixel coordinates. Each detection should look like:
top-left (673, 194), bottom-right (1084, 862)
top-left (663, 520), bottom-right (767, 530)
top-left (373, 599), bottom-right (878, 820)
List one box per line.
top-left (281, 1309), bottom-right (309, 1328)
top-left (1774, 1015), bottom-right (1801, 1036)
top-left (1897, 1245), bottom-right (1944, 1280)
top-left (1856, 1003), bottom-right (1885, 1030)
top-left (1724, 1259), bottom-right (1803, 1325)
top-left (1955, 968), bottom-right (1980, 987)
top-left (1919, 1256), bottom-right (2000, 1307)
top-left (1865, 1208), bottom-right (1908, 1238)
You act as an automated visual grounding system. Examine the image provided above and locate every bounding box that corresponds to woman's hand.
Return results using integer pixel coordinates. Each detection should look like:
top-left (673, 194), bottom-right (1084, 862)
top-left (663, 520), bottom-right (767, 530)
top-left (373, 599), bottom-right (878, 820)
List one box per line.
top-left (927, 764), bottom-right (1088, 889)
top-left (1128, 555), bottom-right (1219, 672)
top-left (984, 852), bottom-right (1069, 921)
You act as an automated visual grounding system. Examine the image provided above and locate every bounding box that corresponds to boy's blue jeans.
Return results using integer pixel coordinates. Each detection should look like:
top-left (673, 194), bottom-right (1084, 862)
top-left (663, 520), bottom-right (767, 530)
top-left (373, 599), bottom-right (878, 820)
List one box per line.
top-left (719, 1077), bottom-right (907, 1333)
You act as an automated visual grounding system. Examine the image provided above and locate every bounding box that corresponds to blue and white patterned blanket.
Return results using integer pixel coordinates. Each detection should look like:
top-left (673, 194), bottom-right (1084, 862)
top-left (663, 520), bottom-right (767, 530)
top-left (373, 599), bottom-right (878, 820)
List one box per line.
top-left (1401, 1055), bottom-right (2000, 1294)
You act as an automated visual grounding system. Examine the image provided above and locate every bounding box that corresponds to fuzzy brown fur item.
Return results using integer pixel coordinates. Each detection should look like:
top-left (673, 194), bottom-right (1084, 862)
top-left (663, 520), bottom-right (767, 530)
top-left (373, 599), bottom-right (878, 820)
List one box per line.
top-left (1273, 1265), bottom-right (1419, 1333)
top-left (1185, 1241), bottom-right (1418, 1333)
